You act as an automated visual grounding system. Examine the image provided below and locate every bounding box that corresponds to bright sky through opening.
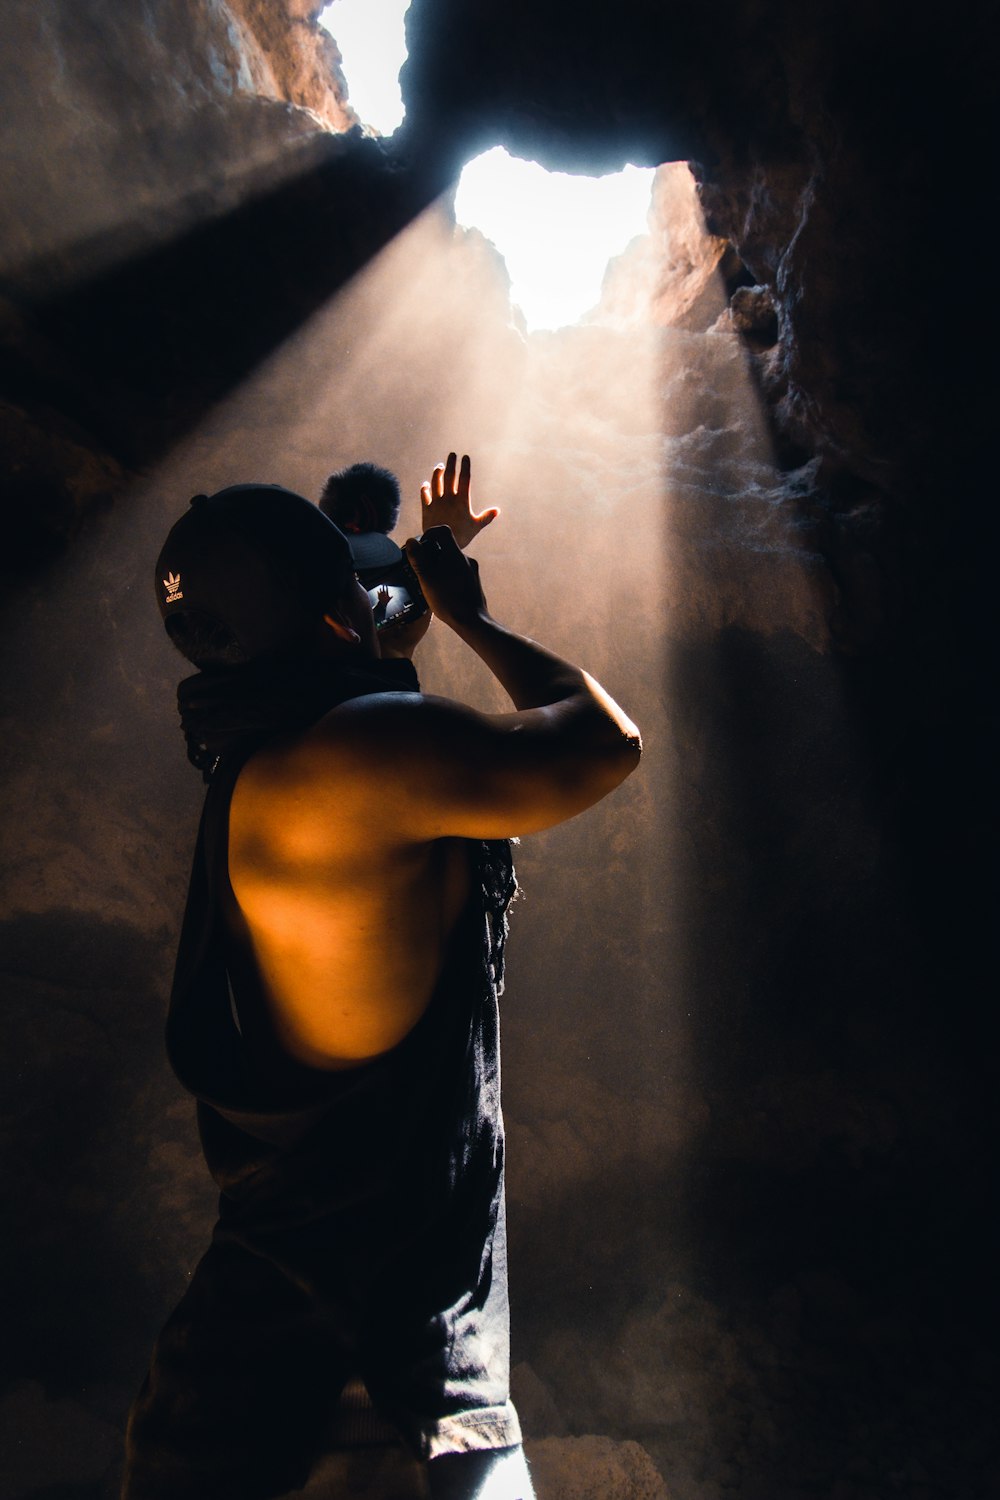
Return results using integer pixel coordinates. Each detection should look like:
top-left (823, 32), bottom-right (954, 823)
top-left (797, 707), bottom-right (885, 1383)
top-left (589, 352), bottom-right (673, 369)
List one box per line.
top-left (319, 0), bottom-right (410, 136)
top-left (455, 150), bottom-right (654, 331)
top-left (319, 6), bottom-right (655, 330)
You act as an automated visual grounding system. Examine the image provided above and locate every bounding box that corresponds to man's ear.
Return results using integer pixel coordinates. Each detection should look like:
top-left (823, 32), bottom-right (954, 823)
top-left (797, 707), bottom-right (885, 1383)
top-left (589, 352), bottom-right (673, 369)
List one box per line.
top-left (322, 610), bottom-right (360, 646)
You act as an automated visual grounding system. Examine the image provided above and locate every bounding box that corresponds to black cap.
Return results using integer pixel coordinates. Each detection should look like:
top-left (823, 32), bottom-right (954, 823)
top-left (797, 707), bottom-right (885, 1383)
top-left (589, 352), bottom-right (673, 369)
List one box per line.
top-left (155, 484), bottom-right (355, 660)
top-left (348, 530), bottom-right (405, 574)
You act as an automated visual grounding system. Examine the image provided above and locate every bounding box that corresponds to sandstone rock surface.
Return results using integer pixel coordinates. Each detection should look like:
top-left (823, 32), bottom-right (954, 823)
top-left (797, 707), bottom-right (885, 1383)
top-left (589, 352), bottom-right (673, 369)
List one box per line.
top-left (526, 1435), bottom-right (670, 1500)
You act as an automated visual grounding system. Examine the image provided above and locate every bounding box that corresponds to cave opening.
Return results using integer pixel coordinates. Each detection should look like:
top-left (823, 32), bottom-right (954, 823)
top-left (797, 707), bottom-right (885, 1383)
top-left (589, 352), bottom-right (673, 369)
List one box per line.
top-left (319, 0), bottom-right (664, 332)
top-left (319, 0), bottom-right (411, 136)
top-left (453, 147), bottom-right (655, 331)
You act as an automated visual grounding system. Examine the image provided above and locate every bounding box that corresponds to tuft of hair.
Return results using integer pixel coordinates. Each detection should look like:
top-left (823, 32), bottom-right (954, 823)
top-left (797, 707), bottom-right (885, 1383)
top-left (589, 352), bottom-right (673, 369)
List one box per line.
top-left (319, 462), bottom-right (401, 535)
top-left (165, 610), bottom-right (249, 670)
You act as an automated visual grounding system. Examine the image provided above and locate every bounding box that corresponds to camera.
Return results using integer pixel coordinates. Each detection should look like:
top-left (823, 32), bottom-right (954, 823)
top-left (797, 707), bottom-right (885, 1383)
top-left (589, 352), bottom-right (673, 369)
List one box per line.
top-left (357, 555), bottom-right (428, 632)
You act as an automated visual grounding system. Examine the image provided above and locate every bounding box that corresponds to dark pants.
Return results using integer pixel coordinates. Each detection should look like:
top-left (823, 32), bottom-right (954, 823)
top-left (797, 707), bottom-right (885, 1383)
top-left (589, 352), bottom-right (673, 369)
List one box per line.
top-left (123, 1233), bottom-right (526, 1500)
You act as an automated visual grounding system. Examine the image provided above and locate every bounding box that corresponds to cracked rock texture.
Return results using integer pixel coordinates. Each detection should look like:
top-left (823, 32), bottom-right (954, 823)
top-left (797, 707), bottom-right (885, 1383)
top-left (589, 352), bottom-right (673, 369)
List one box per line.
top-left (0, 3), bottom-right (993, 1499)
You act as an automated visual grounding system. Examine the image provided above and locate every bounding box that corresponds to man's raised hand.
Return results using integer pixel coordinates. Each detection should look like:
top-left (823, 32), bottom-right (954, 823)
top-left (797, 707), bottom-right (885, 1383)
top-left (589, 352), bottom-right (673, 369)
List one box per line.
top-left (404, 527), bottom-right (488, 633)
top-left (420, 452), bottom-right (498, 551)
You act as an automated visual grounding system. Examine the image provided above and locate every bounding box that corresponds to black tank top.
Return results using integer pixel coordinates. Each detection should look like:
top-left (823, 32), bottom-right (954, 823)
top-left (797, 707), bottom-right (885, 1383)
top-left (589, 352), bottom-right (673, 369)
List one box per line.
top-left (165, 742), bottom-right (518, 1318)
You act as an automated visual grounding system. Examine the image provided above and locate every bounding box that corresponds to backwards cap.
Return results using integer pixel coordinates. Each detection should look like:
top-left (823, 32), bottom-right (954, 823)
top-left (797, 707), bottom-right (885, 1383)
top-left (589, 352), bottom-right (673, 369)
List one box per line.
top-left (155, 484), bottom-right (355, 661)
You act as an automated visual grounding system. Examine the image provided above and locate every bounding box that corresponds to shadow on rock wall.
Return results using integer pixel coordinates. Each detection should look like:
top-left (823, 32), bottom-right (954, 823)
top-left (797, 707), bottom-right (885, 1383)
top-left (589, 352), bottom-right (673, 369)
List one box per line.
top-left (0, 912), bottom-right (214, 1500)
top-left (499, 622), bottom-right (992, 1499)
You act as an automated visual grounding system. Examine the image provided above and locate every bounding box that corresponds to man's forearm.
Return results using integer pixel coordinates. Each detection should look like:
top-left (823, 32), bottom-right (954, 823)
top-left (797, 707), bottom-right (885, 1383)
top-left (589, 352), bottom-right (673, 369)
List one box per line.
top-left (449, 609), bottom-right (586, 709)
top-left (405, 526), bottom-right (641, 774)
top-left (451, 609), bottom-right (642, 764)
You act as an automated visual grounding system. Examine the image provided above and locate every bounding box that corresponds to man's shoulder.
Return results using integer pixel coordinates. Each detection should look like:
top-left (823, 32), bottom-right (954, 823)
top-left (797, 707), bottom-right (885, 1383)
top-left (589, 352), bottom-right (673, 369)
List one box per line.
top-left (240, 691), bottom-right (475, 799)
top-left (313, 687), bottom-right (425, 736)
top-left (312, 689), bottom-right (456, 747)
top-left (234, 687), bottom-right (534, 847)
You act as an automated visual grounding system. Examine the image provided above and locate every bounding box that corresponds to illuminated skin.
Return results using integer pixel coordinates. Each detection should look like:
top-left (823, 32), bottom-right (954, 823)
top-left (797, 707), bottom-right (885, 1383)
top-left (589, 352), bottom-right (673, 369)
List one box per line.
top-left (420, 449), bottom-right (498, 546)
top-left (227, 454), bottom-right (641, 1070)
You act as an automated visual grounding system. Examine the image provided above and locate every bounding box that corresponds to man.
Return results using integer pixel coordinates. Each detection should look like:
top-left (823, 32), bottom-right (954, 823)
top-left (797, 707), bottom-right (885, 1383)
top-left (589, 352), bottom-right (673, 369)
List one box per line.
top-left (126, 454), bottom-right (640, 1499)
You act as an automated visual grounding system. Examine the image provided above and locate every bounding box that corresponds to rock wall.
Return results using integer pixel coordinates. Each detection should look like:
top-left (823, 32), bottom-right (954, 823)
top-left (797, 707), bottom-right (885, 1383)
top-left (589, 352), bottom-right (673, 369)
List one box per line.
top-left (0, 3), bottom-right (992, 1499)
top-left (0, 0), bottom-right (352, 287)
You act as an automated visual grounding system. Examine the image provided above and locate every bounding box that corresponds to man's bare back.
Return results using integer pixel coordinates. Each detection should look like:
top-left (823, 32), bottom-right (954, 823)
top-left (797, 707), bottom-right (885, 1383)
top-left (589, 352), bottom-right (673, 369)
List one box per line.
top-left (228, 729), bottom-right (474, 1067)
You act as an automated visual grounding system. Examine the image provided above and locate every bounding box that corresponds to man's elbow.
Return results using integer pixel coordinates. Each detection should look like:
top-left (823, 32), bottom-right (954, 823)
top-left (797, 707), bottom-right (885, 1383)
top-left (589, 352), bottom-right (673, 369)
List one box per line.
top-left (606, 722), bottom-right (642, 787)
top-left (600, 693), bottom-right (642, 769)
top-left (579, 718), bottom-right (642, 805)
top-left (581, 677), bottom-right (641, 776)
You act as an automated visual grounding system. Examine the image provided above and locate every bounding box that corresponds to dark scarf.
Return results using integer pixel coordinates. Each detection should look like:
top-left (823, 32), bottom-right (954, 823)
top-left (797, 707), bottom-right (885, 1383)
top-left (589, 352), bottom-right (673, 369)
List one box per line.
top-left (177, 655), bottom-right (420, 780)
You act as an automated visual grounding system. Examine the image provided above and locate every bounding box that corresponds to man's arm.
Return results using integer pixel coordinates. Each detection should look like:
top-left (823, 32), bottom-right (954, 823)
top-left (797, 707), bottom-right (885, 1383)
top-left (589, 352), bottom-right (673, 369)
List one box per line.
top-left (287, 525), bottom-right (641, 844)
top-left (427, 525), bottom-right (638, 828)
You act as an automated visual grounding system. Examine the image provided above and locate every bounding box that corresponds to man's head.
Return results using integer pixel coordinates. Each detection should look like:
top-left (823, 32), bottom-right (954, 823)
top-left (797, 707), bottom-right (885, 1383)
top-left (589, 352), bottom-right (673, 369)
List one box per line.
top-left (155, 484), bottom-right (375, 670)
top-left (319, 462), bottom-right (401, 536)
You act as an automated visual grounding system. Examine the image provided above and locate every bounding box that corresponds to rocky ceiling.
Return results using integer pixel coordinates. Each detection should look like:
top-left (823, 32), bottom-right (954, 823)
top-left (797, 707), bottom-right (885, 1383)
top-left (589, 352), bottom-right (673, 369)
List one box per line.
top-left (0, 0), bottom-right (989, 570)
top-left (401, 0), bottom-right (991, 504)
